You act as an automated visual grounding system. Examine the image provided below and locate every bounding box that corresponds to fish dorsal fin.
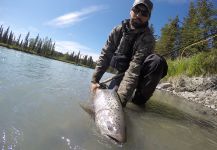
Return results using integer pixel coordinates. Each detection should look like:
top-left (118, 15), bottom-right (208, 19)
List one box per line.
top-left (79, 102), bottom-right (95, 117)
top-left (112, 85), bottom-right (119, 92)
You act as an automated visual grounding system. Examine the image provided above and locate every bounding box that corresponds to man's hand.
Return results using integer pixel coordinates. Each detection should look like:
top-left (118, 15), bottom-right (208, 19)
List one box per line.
top-left (117, 93), bottom-right (127, 108)
top-left (90, 83), bottom-right (100, 94)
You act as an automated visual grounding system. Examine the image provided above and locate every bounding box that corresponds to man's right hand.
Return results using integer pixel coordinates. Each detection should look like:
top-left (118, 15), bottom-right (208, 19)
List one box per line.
top-left (90, 83), bottom-right (100, 94)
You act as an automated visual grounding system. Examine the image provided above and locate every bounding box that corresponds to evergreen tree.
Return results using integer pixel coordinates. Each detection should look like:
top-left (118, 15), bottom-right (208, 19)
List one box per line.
top-left (82, 55), bottom-right (88, 65)
top-left (23, 32), bottom-right (30, 49)
top-left (197, 0), bottom-right (216, 50)
top-left (20, 40), bottom-right (23, 47)
top-left (75, 51), bottom-right (80, 64)
top-left (2, 26), bottom-right (10, 43)
top-left (7, 31), bottom-right (14, 45)
top-left (68, 51), bottom-right (75, 61)
top-left (180, 1), bottom-right (201, 57)
top-left (33, 34), bottom-right (39, 51)
top-left (29, 38), bottom-right (35, 50)
top-left (50, 43), bottom-right (55, 56)
top-left (12, 36), bottom-right (16, 45)
top-left (16, 34), bottom-right (21, 46)
top-left (47, 38), bottom-right (53, 55)
top-left (87, 56), bottom-right (94, 68)
top-left (155, 16), bottom-right (180, 59)
top-left (0, 25), bottom-right (3, 42)
top-left (36, 39), bottom-right (42, 54)
top-left (40, 37), bottom-right (54, 56)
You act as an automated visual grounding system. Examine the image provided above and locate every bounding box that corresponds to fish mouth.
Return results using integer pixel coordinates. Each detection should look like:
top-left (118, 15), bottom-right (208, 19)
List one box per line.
top-left (105, 134), bottom-right (126, 144)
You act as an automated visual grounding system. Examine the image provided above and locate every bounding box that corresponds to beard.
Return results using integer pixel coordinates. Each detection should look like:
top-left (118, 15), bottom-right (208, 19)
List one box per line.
top-left (130, 18), bottom-right (146, 29)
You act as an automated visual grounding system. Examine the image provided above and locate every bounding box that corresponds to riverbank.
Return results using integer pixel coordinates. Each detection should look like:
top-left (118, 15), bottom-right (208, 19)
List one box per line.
top-left (157, 76), bottom-right (217, 113)
top-left (0, 45), bottom-right (93, 69)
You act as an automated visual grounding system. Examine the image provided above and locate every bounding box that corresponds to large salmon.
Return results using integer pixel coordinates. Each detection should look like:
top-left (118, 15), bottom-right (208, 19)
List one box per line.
top-left (81, 88), bottom-right (126, 144)
top-left (93, 88), bottom-right (126, 143)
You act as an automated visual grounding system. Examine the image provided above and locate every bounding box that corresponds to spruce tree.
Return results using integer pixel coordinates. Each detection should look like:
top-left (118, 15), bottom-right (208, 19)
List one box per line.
top-left (16, 34), bottom-right (21, 46)
top-left (23, 32), bottom-right (30, 49)
top-left (180, 1), bottom-right (201, 57)
top-left (32, 34), bottom-right (39, 51)
top-left (7, 31), bottom-right (14, 45)
top-left (0, 25), bottom-right (3, 42)
top-left (50, 43), bottom-right (55, 56)
top-left (155, 16), bottom-right (180, 59)
top-left (87, 56), bottom-right (94, 68)
top-left (2, 27), bottom-right (10, 43)
top-left (197, 0), bottom-right (216, 50)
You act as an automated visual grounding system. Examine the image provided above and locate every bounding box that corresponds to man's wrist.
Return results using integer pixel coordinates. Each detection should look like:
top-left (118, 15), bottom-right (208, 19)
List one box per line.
top-left (91, 80), bottom-right (98, 84)
top-left (117, 93), bottom-right (127, 107)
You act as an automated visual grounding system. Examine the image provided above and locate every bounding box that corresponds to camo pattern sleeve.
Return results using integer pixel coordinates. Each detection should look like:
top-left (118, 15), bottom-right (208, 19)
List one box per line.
top-left (91, 25), bottom-right (122, 83)
top-left (117, 31), bottom-right (155, 105)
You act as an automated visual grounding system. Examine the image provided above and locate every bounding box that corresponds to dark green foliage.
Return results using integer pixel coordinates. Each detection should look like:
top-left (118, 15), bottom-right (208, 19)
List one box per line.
top-left (7, 31), bottom-right (14, 45)
top-left (36, 39), bottom-right (43, 54)
top-left (23, 32), bottom-right (30, 49)
top-left (155, 16), bottom-right (181, 59)
top-left (50, 43), bottom-right (55, 56)
top-left (180, 1), bottom-right (202, 56)
top-left (2, 26), bottom-right (10, 43)
top-left (82, 55), bottom-right (88, 66)
top-left (16, 34), bottom-right (21, 46)
top-left (196, 0), bottom-right (216, 51)
top-left (87, 56), bottom-right (94, 68)
top-left (0, 25), bottom-right (3, 42)
top-left (32, 34), bottom-right (39, 51)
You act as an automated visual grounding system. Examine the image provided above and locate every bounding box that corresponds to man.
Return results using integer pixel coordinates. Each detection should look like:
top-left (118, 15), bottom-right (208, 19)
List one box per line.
top-left (91, 0), bottom-right (168, 107)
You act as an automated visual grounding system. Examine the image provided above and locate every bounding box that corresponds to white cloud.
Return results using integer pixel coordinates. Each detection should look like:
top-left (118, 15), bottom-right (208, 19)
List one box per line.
top-left (55, 40), bottom-right (99, 61)
top-left (154, 0), bottom-right (188, 4)
top-left (45, 5), bottom-right (106, 28)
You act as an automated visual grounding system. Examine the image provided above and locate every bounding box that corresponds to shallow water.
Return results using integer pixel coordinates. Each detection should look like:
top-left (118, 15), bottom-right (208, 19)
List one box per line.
top-left (0, 47), bottom-right (217, 150)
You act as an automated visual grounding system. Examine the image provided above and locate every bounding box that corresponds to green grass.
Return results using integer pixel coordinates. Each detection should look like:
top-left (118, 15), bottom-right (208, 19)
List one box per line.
top-left (166, 48), bottom-right (217, 79)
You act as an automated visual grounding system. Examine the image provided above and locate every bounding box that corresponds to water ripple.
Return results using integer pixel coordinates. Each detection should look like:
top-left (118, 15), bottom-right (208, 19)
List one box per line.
top-left (61, 136), bottom-right (86, 150)
top-left (0, 127), bottom-right (23, 150)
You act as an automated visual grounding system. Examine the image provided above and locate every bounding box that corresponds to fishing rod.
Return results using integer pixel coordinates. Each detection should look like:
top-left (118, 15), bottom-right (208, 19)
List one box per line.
top-left (180, 33), bottom-right (217, 59)
top-left (161, 32), bottom-right (217, 58)
top-left (100, 72), bottom-right (124, 84)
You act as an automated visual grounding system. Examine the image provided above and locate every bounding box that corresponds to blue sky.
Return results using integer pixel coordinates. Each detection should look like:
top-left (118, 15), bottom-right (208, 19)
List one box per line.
top-left (0, 0), bottom-right (206, 60)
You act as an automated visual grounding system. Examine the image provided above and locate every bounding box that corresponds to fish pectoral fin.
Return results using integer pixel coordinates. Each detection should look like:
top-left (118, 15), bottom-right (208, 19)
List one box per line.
top-left (79, 102), bottom-right (95, 117)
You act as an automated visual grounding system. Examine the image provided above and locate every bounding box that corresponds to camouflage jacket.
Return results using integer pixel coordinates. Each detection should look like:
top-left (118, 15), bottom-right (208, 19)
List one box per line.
top-left (92, 19), bottom-right (155, 105)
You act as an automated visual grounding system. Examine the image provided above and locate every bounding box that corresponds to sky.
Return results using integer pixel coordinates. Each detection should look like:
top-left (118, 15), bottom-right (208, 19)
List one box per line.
top-left (1, 0), bottom-right (214, 61)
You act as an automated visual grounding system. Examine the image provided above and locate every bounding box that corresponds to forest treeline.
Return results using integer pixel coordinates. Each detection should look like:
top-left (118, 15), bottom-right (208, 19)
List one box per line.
top-left (155, 0), bottom-right (216, 59)
top-left (0, 26), bottom-right (95, 68)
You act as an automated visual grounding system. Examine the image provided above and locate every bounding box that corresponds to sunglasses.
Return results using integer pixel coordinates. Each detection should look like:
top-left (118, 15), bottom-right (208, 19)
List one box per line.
top-left (132, 6), bottom-right (149, 17)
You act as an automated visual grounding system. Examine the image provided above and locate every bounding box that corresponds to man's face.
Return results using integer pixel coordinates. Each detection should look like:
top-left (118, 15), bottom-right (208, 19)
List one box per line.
top-left (130, 4), bottom-right (149, 28)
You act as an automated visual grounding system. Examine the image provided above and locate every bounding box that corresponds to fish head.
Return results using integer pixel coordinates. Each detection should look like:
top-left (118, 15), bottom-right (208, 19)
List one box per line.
top-left (104, 128), bottom-right (127, 144)
top-left (96, 110), bottom-right (126, 144)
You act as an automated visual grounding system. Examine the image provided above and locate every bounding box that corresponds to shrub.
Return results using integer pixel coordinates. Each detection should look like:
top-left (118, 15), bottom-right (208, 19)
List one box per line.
top-left (166, 48), bottom-right (217, 78)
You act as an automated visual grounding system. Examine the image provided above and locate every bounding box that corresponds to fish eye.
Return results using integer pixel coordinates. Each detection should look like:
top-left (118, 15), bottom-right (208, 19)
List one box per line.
top-left (107, 126), bottom-right (113, 131)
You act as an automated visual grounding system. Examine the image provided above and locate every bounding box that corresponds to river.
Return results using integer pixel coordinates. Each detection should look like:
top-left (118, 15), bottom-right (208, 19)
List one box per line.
top-left (0, 46), bottom-right (217, 150)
